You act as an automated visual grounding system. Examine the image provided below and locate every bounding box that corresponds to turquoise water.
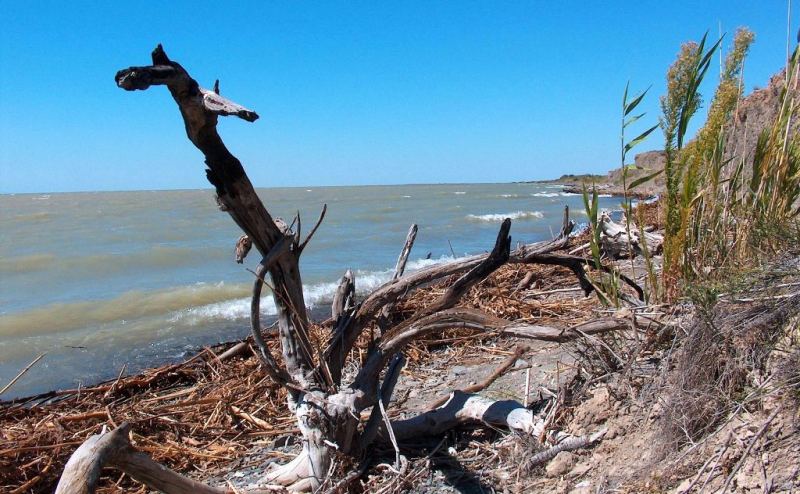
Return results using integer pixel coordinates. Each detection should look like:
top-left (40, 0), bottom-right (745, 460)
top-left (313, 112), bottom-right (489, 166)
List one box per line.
top-left (0, 183), bottom-right (619, 398)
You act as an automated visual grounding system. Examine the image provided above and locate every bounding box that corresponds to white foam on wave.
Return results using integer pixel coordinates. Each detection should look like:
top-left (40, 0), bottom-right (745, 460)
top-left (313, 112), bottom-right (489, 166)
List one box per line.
top-left (466, 211), bottom-right (544, 222)
top-left (531, 192), bottom-right (579, 197)
top-left (598, 194), bottom-right (613, 198)
top-left (498, 193), bottom-right (520, 198)
top-left (173, 255), bottom-right (462, 325)
top-left (453, 191), bottom-right (466, 195)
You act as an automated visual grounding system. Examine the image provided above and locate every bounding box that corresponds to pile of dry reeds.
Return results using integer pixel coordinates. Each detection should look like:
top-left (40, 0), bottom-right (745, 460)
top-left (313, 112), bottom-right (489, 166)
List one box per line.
top-left (1, 258), bottom-right (603, 493)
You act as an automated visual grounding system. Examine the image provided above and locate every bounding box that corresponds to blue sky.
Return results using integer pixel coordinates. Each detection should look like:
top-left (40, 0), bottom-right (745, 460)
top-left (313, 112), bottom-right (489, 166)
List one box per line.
top-left (0, 1), bottom-right (794, 193)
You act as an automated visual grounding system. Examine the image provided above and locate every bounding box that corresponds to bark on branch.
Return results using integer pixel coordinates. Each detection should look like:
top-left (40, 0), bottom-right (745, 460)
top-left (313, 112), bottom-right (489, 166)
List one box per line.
top-left (352, 220), bottom-right (511, 400)
top-left (55, 423), bottom-right (251, 494)
top-left (116, 44), bottom-right (318, 389)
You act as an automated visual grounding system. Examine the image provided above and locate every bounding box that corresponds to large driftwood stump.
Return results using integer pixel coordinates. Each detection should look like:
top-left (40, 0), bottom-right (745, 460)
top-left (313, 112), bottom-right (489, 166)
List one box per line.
top-left (55, 46), bottom-right (623, 493)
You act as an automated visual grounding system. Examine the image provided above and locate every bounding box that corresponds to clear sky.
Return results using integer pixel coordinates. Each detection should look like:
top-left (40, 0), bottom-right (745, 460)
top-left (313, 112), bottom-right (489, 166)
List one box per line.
top-left (0, 1), bottom-right (794, 193)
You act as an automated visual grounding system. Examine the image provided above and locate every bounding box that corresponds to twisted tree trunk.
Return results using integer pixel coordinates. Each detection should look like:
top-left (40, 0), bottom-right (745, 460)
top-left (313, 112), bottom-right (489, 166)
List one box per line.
top-left (54, 46), bottom-right (619, 493)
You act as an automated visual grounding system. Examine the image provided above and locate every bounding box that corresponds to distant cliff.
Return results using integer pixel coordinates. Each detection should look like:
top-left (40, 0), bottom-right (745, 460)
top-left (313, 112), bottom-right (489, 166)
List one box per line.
top-left (724, 68), bottom-right (799, 166)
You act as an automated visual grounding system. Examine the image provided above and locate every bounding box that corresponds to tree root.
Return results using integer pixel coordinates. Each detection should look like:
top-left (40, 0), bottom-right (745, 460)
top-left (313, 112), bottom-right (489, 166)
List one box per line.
top-left (263, 450), bottom-right (312, 489)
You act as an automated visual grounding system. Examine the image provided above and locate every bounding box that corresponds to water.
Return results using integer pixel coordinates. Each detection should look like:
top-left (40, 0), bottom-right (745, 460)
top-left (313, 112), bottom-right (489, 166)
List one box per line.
top-left (0, 183), bottom-right (619, 399)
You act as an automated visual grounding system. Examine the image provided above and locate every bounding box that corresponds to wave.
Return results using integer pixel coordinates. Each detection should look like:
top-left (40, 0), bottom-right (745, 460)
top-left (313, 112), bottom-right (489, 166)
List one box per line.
top-left (2, 211), bottom-right (54, 223)
top-left (498, 193), bottom-right (521, 198)
top-left (0, 246), bottom-right (199, 275)
top-left (466, 211), bottom-right (544, 222)
top-left (0, 254), bottom-right (57, 274)
top-left (1, 254), bottom-right (464, 338)
top-left (164, 255), bottom-right (460, 326)
top-left (453, 191), bottom-right (466, 195)
top-left (0, 282), bottom-right (252, 337)
top-left (531, 192), bottom-right (578, 198)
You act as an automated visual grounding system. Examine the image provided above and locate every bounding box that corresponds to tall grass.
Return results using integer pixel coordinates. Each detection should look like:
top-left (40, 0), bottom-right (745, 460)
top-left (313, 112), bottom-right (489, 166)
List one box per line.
top-left (659, 33), bottom-right (722, 298)
top-left (620, 84), bottom-right (659, 300)
top-left (655, 29), bottom-right (799, 297)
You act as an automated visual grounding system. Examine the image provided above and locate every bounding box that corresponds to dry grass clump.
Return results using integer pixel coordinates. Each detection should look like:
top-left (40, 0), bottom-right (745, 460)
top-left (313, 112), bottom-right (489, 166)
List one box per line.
top-left (776, 349), bottom-right (800, 407)
top-left (660, 312), bottom-right (748, 445)
top-left (660, 271), bottom-right (800, 447)
top-left (634, 197), bottom-right (664, 231)
top-left (0, 344), bottom-right (291, 493)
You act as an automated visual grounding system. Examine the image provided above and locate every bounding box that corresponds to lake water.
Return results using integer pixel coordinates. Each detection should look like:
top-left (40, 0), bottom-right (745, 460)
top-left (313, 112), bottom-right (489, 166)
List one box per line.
top-left (0, 183), bottom-right (619, 398)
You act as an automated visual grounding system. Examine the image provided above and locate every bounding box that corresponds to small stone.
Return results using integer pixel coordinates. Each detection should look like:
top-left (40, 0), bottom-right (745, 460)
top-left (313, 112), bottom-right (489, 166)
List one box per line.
top-left (545, 451), bottom-right (576, 477)
top-left (569, 462), bottom-right (592, 478)
top-left (569, 480), bottom-right (592, 494)
top-left (451, 365), bottom-right (467, 376)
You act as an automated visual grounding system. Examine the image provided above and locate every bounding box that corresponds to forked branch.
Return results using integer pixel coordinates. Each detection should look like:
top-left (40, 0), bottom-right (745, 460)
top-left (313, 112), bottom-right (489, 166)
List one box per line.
top-left (116, 44), bottom-right (319, 389)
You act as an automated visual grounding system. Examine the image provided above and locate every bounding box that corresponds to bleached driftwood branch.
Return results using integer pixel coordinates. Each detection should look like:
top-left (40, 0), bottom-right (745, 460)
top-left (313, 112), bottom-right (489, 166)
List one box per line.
top-left (599, 211), bottom-right (663, 259)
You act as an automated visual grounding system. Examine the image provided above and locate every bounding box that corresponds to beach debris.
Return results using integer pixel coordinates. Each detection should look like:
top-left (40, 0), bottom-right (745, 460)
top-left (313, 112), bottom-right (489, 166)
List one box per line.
top-left (20, 46), bottom-right (654, 493)
top-left (234, 234), bottom-right (252, 264)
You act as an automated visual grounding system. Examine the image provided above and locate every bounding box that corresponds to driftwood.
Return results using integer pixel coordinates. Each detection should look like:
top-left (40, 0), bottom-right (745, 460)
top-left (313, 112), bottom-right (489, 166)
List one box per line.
top-left (379, 224), bottom-right (419, 329)
top-left (599, 211), bottom-right (663, 259)
top-left (527, 428), bottom-right (607, 467)
top-left (56, 423), bottom-right (227, 494)
top-left (53, 308), bottom-right (628, 493)
top-left (390, 391), bottom-right (546, 440)
top-left (55, 46), bottom-right (634, 493)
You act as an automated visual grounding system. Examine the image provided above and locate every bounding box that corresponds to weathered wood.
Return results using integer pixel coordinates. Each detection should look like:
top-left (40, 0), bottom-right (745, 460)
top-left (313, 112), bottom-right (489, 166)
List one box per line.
top-left (390, 391), bottom-right (545, 440)
top-left (352, 220), bottom-right (511, 396)
top-left (331, 269), bottom-right (355, 322)
top-left (56, 425), bottom-right (129, 494)
top-left (515, 271), bottom-right (536, 292)
top-left (360, 354), bottom-right (406, 450)
top-left (599, 211), bottom-right (663, 259)
top-left (378, 224), bottom-right (419, 330)
top-left (297, 204), bottom-right (327, 254)
top-left (427, 344), bottom-right (527, 410)
top-left (55, 422), bottom-right (292, 494)
top-left (250, 235), bottom-right (293, 385)
top-left (500, 317), bottom-right (633, 341)
top-left (235, 234), bottom-right (252, 264)
top-left (55, 423), bottom-right (231, 494)
top-left (116, 45), bottom-right (318, 390)
top-left (524, 252), bottom-right (645, 301)
top-left (392, 224), bottom-right (418, 281)
top-left (527, 428), bottom-right (607, 466)
top-left (108, 48), bottom-right (628, 493)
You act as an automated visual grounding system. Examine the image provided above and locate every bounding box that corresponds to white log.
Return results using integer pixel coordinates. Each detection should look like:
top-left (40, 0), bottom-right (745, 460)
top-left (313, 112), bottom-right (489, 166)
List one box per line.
top-left (599, 212), bottom-right (662, 259)
top-left (390, 391), bottom-right (546, 440)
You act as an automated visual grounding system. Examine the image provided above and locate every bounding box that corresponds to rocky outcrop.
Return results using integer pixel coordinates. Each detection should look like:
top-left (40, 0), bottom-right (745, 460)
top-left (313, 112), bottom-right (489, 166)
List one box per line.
top-left (632, 150), bottom-right (667, 173)
top-left (724, 68), bottom-right (799, 167)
